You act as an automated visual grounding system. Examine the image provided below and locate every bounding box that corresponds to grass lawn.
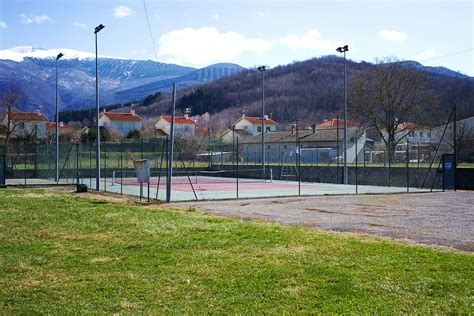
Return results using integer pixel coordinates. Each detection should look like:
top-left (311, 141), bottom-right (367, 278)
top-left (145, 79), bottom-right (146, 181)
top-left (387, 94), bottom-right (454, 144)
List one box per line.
top-left (0, 189), bottom-right (472, 313)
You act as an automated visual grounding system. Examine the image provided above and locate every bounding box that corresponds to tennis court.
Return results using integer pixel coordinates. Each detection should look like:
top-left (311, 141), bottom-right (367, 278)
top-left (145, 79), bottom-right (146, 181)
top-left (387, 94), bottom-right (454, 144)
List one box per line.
top-left (93, 168), bottom-right (429, 201)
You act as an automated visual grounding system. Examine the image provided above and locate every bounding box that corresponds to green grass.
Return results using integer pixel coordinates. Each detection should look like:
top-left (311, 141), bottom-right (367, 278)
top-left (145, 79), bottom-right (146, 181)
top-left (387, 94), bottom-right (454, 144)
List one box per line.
top-left (0, 189), bottom-right (472, 313)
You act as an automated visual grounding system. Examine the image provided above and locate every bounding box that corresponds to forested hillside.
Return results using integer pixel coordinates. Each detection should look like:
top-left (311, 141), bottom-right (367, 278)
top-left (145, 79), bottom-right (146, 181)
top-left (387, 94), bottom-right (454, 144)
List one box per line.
top-left (64, 56), bottom-right (473, 130)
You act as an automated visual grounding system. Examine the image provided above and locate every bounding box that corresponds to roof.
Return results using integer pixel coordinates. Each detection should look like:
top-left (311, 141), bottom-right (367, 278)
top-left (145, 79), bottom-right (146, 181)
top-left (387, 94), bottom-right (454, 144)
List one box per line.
top-left (235, 116), bottom-right (278, 126)
top-left (159, 115), bottom-right (196, 125)
top-left (101, 112), bottom-right (143, 122)
top-left (242, 127), bottom-right (362, 144)
top-left (222, 128), bottom-right (252, 136)
top-left (317, 119), bottom-right (360, 128)
top-left (155, 128), bottom-right (169, 136)
top-left (46, 122), bottom-right (79, 132)
top-left (2, 111), bottom-right (49, 122)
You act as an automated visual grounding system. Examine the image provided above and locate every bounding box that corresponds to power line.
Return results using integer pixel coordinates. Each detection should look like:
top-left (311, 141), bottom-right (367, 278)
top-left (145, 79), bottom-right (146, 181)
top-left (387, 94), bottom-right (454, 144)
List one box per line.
top-left (143, 0), bottom-right (158, 60)
top-left (421, 48), bottom-right (474, 62)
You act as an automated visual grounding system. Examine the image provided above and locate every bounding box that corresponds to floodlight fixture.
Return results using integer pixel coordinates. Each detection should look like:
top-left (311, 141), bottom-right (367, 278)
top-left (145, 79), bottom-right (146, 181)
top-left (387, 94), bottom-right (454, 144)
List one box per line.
top-left (94, 24), bottom-right (105, 34)
top-left (56, 53), bottom-right (64, 60)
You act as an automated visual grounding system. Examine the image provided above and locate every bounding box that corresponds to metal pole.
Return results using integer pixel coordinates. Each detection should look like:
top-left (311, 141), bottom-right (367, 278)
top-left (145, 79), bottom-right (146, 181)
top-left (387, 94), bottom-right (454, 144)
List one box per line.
top-left (95, 31), bottom-right (100, 191)
top-left (453, 104), bottom-right (457, 191)
top-left (406, 140), bottom-right (409, 192)
top-left (336, 115), bottom-right (340, 183)
top-left (236, 137), bottom-right (239, 199)
top-left (355, 137), bottom-right (358, 193)
top-left (166, 83), bottom-right (176, 203)
top-left (261, 69), bottom-right (266, 180)
top-left (55, 59), bottom-right (59, 182)
top-left (343, 50), bottom-right (348, 185)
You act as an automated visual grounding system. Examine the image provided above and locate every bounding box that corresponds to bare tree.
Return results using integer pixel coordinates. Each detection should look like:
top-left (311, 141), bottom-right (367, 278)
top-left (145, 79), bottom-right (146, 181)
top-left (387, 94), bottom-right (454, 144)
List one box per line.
top-left (350, 58), bottom-right (435, 159)
top-left (0, 90), bottom-right (22, 155)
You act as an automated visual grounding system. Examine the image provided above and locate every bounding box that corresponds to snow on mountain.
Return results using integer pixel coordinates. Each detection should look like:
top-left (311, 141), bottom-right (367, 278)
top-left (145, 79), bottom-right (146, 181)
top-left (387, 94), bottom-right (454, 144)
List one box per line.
top-left (0, 46), bottom-right (119, 62)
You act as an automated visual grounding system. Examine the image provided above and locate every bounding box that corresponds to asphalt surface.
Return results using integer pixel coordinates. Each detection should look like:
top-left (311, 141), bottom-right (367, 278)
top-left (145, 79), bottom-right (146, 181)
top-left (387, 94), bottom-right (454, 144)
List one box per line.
top-left (174, 191), bottom-right (474, 252)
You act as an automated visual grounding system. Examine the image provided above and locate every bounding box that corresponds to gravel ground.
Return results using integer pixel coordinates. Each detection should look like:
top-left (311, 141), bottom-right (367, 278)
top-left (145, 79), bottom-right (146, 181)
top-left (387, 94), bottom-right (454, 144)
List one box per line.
top-left (174, 191), bottom-right (474, 252)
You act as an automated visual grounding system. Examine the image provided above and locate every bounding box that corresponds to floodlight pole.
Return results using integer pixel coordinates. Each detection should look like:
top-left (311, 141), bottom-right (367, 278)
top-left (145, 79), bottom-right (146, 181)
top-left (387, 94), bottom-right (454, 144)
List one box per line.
top-left (336, 45), bottom-right (349, 184)
top-left (257, 65), bottom-right (266, 179)
top-left (166, 83), bottom-right (177, 203)
top-left (55, 52), bottom-right (63, 182)
top-left (94, 24), bottom-right (105, 191)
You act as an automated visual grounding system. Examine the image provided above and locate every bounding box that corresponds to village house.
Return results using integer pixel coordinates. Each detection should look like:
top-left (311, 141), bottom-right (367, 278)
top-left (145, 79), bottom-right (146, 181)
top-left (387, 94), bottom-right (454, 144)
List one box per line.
top-left (98, 110), bottom-right (143, 136)
top-left (0, 110), bottom-right (49, 138)
top-left (154, 115), bottom-right (196, 137)
top-left (220, 128), bottom-right (252, 144)
top-left (46, 122), bottom-right (82, 142)
top-left (232, 114), bottom-right (278, 136)
top-left (242, 126), bottom-right (366, 164)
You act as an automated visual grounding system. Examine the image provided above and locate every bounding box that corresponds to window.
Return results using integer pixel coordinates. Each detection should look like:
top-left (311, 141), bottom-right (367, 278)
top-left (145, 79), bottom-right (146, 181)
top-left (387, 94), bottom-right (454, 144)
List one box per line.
top-left (267, 145), bottom-right (271, 150)
top-left (257, 126), bottom-right (262, 132)
top-left (18, 122), bottom-right (25, 129)
top-left (244, 126), bottom-right (248, 130)
top-left (420, 132), bottom-right (424, 137)
top-left (266, 127), bottom-right (271, 132)
top-left (184, 126), bottom-right (190, 132)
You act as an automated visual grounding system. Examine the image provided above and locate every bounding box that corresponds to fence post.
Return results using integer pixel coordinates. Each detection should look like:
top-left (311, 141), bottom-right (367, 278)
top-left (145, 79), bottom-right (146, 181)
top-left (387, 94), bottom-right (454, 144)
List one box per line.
top-left (120, 141), bottom-right (123, 195)
top-left (406, 140), bottom-right (409, 192)
top-left (104, 141), bottom-right (107, 191)
top-left (236, 137), bottom-right (239, 199)
top-left (355, 137), bottom-right (358, 194)
top-left (24, 141), bottom-right (27, 186)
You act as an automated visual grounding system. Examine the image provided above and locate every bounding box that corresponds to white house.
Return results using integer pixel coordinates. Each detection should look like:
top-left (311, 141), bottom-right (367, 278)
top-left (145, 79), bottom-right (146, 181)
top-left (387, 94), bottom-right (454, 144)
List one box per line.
top-left (232, 114), bottom-right (278, 136)
top-left (381, 122), bottom-right (432, 144)
top-left (155, 115), bottom-right (196, 137)
top-left (0, 110), bottom-right (49, 137)
top-left (98, 110), bottom-right (143, 136)
top-left (220, 128), bottom-right (251, 143)
top-left (242, 127), bottom-right (366, 164)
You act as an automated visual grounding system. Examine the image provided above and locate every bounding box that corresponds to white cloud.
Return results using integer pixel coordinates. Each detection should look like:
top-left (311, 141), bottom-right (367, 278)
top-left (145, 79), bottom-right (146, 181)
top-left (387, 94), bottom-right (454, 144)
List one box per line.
top-left (257, 11), bottom-right (270, 17)
top-left (0, 21), bottom-right (6, 29)
top-left (19, 14), bottom-right (52, 24)
top-left (279, 29), bottom-right (345, 51)
top-left (414, 49), bottom-right (437, 61)
top-left (378, 29), bottom-right (407, 42)
top-left (114, 6), bottom-right (136, 19)
top-left (73, 22), bottom-right (87, 28)
top-left (157, 27), bottom-right (272, 67)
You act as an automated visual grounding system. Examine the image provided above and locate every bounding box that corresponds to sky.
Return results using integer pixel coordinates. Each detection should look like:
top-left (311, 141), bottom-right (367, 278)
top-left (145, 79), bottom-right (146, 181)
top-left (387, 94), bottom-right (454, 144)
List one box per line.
top-left (0, 0), bottom-right (473, 75)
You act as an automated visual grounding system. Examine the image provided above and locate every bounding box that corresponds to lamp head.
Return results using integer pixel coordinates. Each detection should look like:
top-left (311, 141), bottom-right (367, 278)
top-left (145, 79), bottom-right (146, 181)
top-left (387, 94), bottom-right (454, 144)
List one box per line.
top-left (94, 24), bottom-right (105, 34)
top-left (336, 45), bottom-right (349, 53)
top-left (257, 65), bottom-right (267, 72)
top-left (56, 53), bottom-right (64, 60)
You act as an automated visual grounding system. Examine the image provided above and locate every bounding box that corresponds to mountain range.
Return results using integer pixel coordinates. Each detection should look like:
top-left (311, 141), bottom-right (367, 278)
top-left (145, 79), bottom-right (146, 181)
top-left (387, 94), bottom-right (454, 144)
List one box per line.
top-left (0, 46), bottom-right (245, 117)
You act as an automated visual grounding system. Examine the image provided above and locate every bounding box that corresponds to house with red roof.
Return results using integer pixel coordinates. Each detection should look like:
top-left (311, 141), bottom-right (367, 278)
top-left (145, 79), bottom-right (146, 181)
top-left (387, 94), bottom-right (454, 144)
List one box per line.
top-left (0, 110), bottom-right (49, 137)
top-left (317, 118), bottom-right (360, 128)
top-left (98, 110), bottom-right (143, 136)
top-left (232, 114), bottom-right (278, 136)
top-left (154, 115), bottom-right (196, 137)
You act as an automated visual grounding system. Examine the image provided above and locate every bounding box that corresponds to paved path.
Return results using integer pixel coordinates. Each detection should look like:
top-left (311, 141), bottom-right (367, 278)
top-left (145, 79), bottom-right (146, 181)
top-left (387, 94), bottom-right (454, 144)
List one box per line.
top-left (174, 192), bottom-right (474, 252)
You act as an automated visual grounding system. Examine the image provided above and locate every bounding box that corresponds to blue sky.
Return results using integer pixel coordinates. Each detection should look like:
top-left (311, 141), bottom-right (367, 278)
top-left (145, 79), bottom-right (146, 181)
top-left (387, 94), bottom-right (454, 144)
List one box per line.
top-left (0, 0), bottom-right (473, 75)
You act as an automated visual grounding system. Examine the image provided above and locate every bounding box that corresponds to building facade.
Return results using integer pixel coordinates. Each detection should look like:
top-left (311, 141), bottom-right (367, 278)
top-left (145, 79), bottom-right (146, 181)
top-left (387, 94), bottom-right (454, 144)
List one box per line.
top-left (0, 110), bottom-right (49, 137)
top-left (155, 115), bottom-right (196, 137)
top-left (232, 114), bottom-right (278, 136)
top-left (98, 110), bottom-right (143, 136)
